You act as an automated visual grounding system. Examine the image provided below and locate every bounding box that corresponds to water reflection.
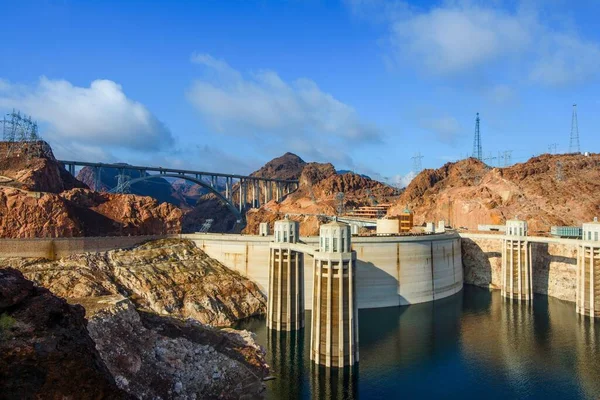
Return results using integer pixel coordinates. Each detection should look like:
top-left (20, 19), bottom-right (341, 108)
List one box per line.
top-left (237, 287), bottom-right (600, 399)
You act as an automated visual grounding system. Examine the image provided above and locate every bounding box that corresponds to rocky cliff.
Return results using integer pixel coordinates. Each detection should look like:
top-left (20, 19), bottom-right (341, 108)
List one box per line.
top-left (389, 154), bottom-right (600, 233)
top-left (86, 296), bottom-right (267, 399)
top-left (3, 238), bottom-right (266, 326)
top-left (0, 239), bottom-right (270, 398)
top-left (0, 142), bottom-right (182, 238)
top-left (0, 268), bottom-right (129, 399)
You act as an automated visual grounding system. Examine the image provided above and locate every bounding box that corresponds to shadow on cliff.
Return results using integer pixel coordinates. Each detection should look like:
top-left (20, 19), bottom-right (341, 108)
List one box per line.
top-left (461, 238), bottom-right (495, 288)
top-left (530, 242), bottom-right (576, 297)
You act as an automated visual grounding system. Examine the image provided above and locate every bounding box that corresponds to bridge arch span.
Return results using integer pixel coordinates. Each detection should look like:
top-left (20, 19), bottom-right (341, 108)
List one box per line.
top-left (111, 173), bottom-right (244, 223)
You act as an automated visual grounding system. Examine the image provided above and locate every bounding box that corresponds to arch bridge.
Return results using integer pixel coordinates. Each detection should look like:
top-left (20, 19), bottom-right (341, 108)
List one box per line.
top-left (59, 160), bottom-right (299, 219)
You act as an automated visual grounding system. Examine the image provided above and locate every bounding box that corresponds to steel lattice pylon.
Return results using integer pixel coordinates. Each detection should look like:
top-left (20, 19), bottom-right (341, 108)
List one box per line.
top-left (472, 112), bottom-right (482, 161)
top-left (570, 104), bottom-right (580, 154)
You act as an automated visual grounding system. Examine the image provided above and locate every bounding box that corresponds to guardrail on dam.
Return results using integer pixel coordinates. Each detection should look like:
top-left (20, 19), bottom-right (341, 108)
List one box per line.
top-left (182, 232), bottom-right (463, 310)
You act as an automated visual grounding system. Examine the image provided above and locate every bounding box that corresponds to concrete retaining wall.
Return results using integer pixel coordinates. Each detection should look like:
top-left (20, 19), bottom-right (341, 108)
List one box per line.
top-left (460, 233), bottom-right (578, 302)
top-left (184, 232), bottom-right (463, 310)
top-left (0, 235), bottom-right (168, 259)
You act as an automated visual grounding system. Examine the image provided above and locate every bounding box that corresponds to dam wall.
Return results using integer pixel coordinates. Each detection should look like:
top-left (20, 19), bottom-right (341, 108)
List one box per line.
top-left (461, 233), bottom-right (578, 302)
top-left (183, 232), bottom-right (463, 310)
top-left (0, 235), bottom-right (168, 259)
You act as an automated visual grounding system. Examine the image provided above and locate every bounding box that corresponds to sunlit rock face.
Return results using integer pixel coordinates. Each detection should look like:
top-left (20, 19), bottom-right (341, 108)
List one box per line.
top-left (2, 238), bottom-right (266, 326)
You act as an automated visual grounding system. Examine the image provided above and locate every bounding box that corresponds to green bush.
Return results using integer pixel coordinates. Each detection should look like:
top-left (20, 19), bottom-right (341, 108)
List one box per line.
top-left (0, 313), bottom-right (16, 333)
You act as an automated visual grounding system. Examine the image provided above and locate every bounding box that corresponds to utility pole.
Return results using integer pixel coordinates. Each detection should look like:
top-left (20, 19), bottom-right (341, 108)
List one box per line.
top-left (411, 152), bottom-right (424, 173)
top-left (472, 112), bottom-right (482, 161)
top-left (570, 104), bottom-right (580, 153)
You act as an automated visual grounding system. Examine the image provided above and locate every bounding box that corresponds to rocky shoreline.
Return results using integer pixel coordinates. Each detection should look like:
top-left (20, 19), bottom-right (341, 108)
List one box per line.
top-left (0, 239), bottom-right (270, 399)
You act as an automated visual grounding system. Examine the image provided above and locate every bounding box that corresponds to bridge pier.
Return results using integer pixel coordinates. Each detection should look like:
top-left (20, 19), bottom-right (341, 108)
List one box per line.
top-left (310, 220), bottom-right (358, 368)
top-left (267, 217), bottom-right (304, 331)
top-left (501, 219), bottom-right (532, 301)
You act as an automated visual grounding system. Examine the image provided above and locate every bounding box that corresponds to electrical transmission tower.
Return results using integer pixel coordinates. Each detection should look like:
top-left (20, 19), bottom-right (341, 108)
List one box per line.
top-left (335, 192), bottom-right (345, 216)
top-left (570, 104), bottom-right (580, 153)
top-left (548, 143), bottom-right (558, 154)
top-left (1, 109), bottom-right (40, 158)
top-left (499, 150), bottom-right (512, 167)
top-left (472, 112), bottom-right (482, 160)
top-left (411, 152), bottom-right (423, 173)
top-left (483, 152), bottom-right (496, 167)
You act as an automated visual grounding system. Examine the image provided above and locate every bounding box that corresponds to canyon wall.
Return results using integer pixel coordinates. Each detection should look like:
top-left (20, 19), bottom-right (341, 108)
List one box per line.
top-left (461, 233), bottom-right (578, 302)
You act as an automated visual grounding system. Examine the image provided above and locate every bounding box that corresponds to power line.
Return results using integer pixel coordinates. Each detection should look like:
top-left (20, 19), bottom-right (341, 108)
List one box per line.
top-left (472, 112), bottom-right (482, 160)
top-left (483, 152), bottom-right (496, 167)
top-left (570, 104), bottom-right (580, 153)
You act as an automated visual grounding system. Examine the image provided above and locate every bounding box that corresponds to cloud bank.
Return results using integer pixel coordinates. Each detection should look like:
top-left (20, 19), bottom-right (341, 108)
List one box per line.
top-left (348, 0), bottom-right (600, 87)
top-left (187, 53), bottom-right (382, 166)
top-left (0, 77), bottom-right (173, 156)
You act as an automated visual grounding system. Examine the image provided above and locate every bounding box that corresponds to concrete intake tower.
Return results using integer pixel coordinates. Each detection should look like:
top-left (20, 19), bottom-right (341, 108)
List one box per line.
top-left (310, 220), bottom-right (359, 368)
top-left (267, 218), bottom-right (304, 331)
top-left (577, 218), bottom-right (600, 318)
top-left (501, 219), bottom-right (533, 301)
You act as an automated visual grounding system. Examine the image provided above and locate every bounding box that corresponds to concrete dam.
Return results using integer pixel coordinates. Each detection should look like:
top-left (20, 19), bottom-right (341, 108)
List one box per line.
top-left (184, 230), bottom-right (464, 310)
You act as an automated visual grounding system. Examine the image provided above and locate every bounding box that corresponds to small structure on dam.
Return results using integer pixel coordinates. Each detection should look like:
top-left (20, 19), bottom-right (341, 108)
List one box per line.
top-left (267, 217), bottom-right (304, 331)
top-left (577, 217), bottom-right (600, 318)
top-left (501, 219), bottom-right (533, 301)
top-left (310, 220), bottom-right (359, 368)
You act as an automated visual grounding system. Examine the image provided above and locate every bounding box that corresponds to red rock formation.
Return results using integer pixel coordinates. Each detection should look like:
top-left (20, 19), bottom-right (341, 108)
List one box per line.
top-left (0, 268), bottom-right (129, 399)
top-left (388, 153), bottom-right (600, 233)
top-left (243, 157), bottom-right (396, 235)
top-left (0, 187), bottom-right (182, 238)
top-left (0, 141), bottom-right (86, 193)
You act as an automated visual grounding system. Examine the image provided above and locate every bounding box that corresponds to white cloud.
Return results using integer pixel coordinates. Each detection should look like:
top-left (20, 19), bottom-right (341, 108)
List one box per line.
top-left (530, 33), bottom-right (600, 87)
top-left (351, 1), bottom-right (600, 86)
top-left (0, 77), bottom-right (173, 152)
top-left (392, 170), bottom-right (416, 188)
top-left (486, 84), bottom-right (515, 105)
top-left (391, 5), bottom-right (531, 75)
top-left (187, 53), bottom-right (382, 144)
top-left (420, 115), bottom-right (462, 144)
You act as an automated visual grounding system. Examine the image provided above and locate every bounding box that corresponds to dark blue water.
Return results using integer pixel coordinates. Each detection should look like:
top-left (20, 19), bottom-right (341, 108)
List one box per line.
top-left (236, 286), bottom-right (600, 399)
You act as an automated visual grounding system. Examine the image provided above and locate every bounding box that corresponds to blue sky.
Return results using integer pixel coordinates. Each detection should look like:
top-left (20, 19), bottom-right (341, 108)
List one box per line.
top-left (1, 0), bottom-right (599, 186)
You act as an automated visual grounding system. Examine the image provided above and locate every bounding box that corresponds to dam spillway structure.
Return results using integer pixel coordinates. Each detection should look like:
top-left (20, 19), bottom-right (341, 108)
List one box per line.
top-left (577, 218), bottom-right (600, 318)
top-left (267, 217), bottom-right (304, 331)
top-left (310, 220), bottom-right (358, 368)
top-left (501, 219), bottom-right (533, 301)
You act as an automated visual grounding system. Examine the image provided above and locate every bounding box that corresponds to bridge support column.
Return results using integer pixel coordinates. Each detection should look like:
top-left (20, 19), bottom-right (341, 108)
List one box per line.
top-left (501, 219), bottom-right (532, 301)
top-left (94, 166), bottom-right (101, 191)
top-left (577, 242), bottom-right (600, 318)
top-left (267, 218), bottom-right (304, 331)
top-left (310, 220), bottom-right (358, 368)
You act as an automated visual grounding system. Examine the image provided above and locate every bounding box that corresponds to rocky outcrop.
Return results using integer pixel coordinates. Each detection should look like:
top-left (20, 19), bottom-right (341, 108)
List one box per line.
top-left (3, 239), bottom-right (266, 326)
top-left (243, 156), bottom-right (395, 236)
top-left (461, 235), bottom-right (578, 302)
top-left (389, 154), bottom-right (600, 232)
top-left (0, 141), bottom-right (87, 193)
top-left (0, 187), bottom-right (182, 238)
top-left (0, 269), bottom-right (128, 399)
top-left (251, 152), bottom-right (307, 180)
top-left (86, 296), bottom-right (267, 399)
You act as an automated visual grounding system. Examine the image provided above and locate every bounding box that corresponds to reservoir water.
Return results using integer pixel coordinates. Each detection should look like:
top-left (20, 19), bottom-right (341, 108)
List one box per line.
top-left (236, 286), bottom-right (600, 399)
